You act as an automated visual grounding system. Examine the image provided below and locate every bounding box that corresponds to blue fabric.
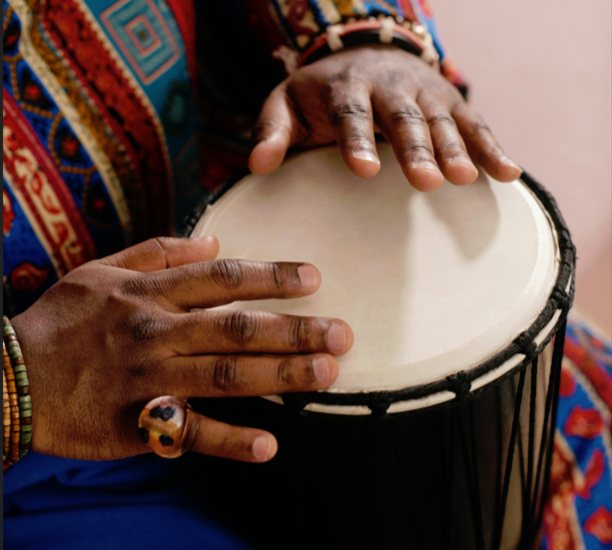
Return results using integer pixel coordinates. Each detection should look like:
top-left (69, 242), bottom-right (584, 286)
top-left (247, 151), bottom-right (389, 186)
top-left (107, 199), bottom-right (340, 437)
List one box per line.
top-left (4, 452), bottom-right (252, 549)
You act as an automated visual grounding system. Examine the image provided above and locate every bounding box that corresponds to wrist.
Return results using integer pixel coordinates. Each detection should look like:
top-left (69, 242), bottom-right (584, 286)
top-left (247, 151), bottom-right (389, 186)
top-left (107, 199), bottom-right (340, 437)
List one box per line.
top-left (298, 16), bottom-right (439, 70)
top-left (3, 316), bottom-right (32, 467)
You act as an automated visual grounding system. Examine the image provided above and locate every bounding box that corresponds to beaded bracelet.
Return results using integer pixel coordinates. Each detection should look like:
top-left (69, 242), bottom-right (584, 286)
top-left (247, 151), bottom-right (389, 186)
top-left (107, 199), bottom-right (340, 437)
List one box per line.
top-left (3, 316), bottom-right (31, 462)
top-left (297, 17), bottom-right (439, 70)
top-left (3, 341), bottom-right (21, 464)
top-left (3, 366), bottom-right (11, 461)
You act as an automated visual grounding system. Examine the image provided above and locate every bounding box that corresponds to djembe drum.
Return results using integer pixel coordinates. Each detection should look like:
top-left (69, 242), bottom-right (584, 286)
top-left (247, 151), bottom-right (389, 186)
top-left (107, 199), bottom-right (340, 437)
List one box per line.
top-left (188, 144), bottom-right (575, 550)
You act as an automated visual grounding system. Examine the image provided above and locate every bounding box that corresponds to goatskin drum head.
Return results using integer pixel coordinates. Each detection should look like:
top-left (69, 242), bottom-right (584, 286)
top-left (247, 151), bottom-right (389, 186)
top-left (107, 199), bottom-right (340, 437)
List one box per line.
top-left (192, 144), bottom-right (559, 408)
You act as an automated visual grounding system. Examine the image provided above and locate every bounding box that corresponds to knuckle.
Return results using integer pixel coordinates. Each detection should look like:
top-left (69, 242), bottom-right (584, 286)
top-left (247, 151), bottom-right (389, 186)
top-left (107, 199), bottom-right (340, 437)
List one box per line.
top-left (276, 358), bottom-right (295, 387)
top-left (383, 71), bottom-right (404, 86)
top-left (404, 143), bottom-right (434, 161)
top-left (218, 431), bottom-right (236, 458)
top-left (127, 361), bottom-right (153, 380)
top-left (390, 107), bottom-right (425, 125)
top-left (181, 416), bottom-right (199, 452)
top-left (283, 88), bottom-right (315, 138)
top-left (119, 312), bottom-right (160, 345)
top-left (118, 277), bottom-right (151, 299)
top-left (470, 121), bottom-right (491, 137)
top-left (222, 311), bottom-right (258, 345)
top-left (328, 68), bottom-right (350, 84)
top-left (208, 259), bottom-right (244, 290)
top-left (475, 146), bottom-right (502, 168)
top-left (151, 237), bottom-right (174, 268)
top-left (121, 273), bottom-right (173, 302)
top-left (427, 114), bottom-right (456, 130)
top-left (289, 316), bottom-right (312, 350)
top-left (211, 356), bottom-right (241, 391)
top-left (252, 118), bottom-right (277, 143)
top-left (269, 263), bottom-right (285, 291)
top-left (331, 103), bottom-right (370, 127)
top-left (438, 140), bottom-right (464, 154)
top-left (471, 145), bottom-right (500, 165)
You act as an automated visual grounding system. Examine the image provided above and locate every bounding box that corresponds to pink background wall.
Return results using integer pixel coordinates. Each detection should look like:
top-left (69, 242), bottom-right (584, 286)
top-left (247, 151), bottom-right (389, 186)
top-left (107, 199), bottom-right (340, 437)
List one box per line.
top-left (433, 0), bottom-right (612, 335)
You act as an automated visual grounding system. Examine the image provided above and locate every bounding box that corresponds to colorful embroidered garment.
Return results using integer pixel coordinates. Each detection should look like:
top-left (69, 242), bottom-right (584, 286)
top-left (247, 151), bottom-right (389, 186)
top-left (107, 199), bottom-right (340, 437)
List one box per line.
top-left (3, 1), bottom-right (610, 549)
top-left (3, 0), bottom-right (464, 316)
top-left (3, 0), bottom-right (201, 315)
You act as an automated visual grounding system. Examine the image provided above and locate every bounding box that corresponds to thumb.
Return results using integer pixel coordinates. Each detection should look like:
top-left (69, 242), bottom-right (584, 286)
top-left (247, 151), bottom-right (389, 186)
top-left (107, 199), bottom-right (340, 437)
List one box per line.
top-left (100, 236), bottom-right (219, 272)
top-left (248, 85), bottom-right (295, 175)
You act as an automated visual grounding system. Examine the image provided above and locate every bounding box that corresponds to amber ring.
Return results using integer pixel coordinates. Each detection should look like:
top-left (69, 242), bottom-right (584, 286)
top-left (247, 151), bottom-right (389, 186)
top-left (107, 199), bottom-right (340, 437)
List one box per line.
top-left (138, 396), bottom-right (191, 458)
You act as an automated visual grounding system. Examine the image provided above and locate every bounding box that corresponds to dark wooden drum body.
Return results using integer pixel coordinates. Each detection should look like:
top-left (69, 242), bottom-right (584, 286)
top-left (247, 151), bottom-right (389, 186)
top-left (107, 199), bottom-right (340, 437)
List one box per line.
top-left (188, 145), bottom-right (575, 550)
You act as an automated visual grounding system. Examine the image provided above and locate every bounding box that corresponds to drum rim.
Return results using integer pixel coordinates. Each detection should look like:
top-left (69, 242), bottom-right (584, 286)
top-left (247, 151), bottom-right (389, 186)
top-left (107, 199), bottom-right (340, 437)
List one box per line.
top-left (185, 164), bottom-right (576, 416)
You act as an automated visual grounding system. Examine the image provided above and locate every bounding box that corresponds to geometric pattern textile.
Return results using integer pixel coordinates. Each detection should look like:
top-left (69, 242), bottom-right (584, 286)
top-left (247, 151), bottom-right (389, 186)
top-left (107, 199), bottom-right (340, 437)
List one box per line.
top-left (8, 2), bottom-right (609, 549)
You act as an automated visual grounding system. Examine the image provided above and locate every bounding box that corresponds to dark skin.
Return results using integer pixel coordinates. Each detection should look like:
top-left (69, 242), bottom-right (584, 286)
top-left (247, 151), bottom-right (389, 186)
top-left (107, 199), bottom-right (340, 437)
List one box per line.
top-left (249, 46), bottom-right (521, 190)
top-left (10, 46), bottom-right (518, 464)
top-left (12, 237), bottom-right (353, 462)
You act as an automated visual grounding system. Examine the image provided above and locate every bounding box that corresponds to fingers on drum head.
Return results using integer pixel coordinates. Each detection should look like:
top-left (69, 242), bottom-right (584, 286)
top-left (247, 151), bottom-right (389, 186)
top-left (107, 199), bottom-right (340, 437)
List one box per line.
top-left (168, 310), bottom-right (353, 356)
top-left (162, 354), bottom-right (339, 398)
top-left (156, 260), bottom-right (322, 309)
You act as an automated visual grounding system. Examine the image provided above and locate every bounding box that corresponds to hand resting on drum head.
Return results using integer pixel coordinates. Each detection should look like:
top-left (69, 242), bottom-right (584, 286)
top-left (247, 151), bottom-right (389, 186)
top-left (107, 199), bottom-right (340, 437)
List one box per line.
top-left (249, 45), bottom-right (522, 192)
top-left (9, 236), bottom-right (353, 463)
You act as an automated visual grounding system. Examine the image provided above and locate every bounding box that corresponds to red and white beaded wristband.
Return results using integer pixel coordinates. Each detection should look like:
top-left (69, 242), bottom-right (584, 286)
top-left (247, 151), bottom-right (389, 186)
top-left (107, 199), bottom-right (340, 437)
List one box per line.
top-left (297, 16), bottom-right (439, 70)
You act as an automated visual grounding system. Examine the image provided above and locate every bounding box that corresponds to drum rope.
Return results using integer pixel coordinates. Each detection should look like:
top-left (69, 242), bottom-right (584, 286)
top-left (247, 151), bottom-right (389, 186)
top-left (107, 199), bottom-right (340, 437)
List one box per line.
top-left (468, 402), bottom-right (486, 550)
top-left (494, 385), bottom-right (504, 546)
top-left (532, 321), bottom-right (567, 539)
top-left (509, 368), bottom-right (529, 523)
top-left (516, 408), bottom-right (528, 509)
top-left (530, 330), bottom-right (567, 539)
top-left (457, 405), bottom-right (485, 549)
top-left (188, 169), bottom-right (576, 417)
top-left (491, 367), bottom-right (527, 550)
top-left (521, 357), bottom-right (539, 544)
top-left (188, 162), bottom-right (577, 549)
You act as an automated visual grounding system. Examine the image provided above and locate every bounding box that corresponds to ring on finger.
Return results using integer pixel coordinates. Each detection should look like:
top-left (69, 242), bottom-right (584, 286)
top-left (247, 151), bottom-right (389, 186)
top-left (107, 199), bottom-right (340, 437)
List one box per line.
top-left (138, 395), bottom-right (192, 458)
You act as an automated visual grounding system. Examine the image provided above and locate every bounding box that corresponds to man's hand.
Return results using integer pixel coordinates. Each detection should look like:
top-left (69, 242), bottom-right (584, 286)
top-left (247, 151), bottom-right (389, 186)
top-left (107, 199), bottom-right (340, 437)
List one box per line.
top-left (11, 237), bottom-right (353, 462)
top-left (249, 45), bottom-right (521, 192)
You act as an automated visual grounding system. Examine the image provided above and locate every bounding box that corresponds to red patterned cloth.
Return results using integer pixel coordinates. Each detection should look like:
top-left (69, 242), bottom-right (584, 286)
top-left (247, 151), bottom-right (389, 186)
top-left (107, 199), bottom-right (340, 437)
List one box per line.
top-left (540, 314), bottom-right (612, 550)
top-left (3, 2), bottom-right (610, 548)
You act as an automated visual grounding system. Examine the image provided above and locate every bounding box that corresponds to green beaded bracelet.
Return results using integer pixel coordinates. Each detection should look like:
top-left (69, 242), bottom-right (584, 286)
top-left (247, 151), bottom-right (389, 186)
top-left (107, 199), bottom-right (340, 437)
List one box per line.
top-left (3, 316), bottom-right (31, 460)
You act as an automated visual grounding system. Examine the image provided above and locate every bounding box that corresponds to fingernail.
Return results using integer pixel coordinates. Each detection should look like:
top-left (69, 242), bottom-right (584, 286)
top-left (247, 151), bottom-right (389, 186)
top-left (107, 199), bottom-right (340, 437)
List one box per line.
top-left (297, 264), bottom-right (319, 289)
top-left (312, 356), bottom-right (330, 385)
top-left (448, 156), bottom-right (474, 167)
top-left (502, 156), bottom-right (521, 171)
top-left (194, 235), bottom-right (215, 243)
top-left (414, 160), bottom-right (441, 171)
top-left (412, 162), bottom-right (444, 191)
top-left (253, 436), bottom-right (271, 461)
top-left (352, 150), bottom-right (380, 165)
top-left (326, 322), bottom-right (347, 354)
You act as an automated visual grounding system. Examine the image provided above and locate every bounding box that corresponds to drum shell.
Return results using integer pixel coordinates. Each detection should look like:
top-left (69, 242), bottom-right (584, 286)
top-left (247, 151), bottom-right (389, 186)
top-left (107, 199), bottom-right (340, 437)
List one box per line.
top-left (192, 339), bottom-right (557, 550)
top-left (186, 150), bottom-right (575, 549)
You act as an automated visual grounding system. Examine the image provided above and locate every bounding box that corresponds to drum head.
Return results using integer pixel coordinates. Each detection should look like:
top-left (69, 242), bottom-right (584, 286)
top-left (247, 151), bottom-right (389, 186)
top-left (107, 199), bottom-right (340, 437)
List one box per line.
top-left (192, 144), bottom-right (561, 413)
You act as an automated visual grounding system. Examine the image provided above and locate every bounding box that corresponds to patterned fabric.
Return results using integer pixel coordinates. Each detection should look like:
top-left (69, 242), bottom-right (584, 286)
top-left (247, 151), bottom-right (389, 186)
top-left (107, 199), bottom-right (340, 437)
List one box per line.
top-left (3, 0), bottom-right (199, 315)
top-left (243, 0), bottom-right (459, 67)
top-left (3, 0), bottom-right (464, 316)
top-left (540, 315), bottom-right (612, 550)
top-left (192, 0), bottom-right (467, 193)
top-left (4, 1), bottom-right (610, 548)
